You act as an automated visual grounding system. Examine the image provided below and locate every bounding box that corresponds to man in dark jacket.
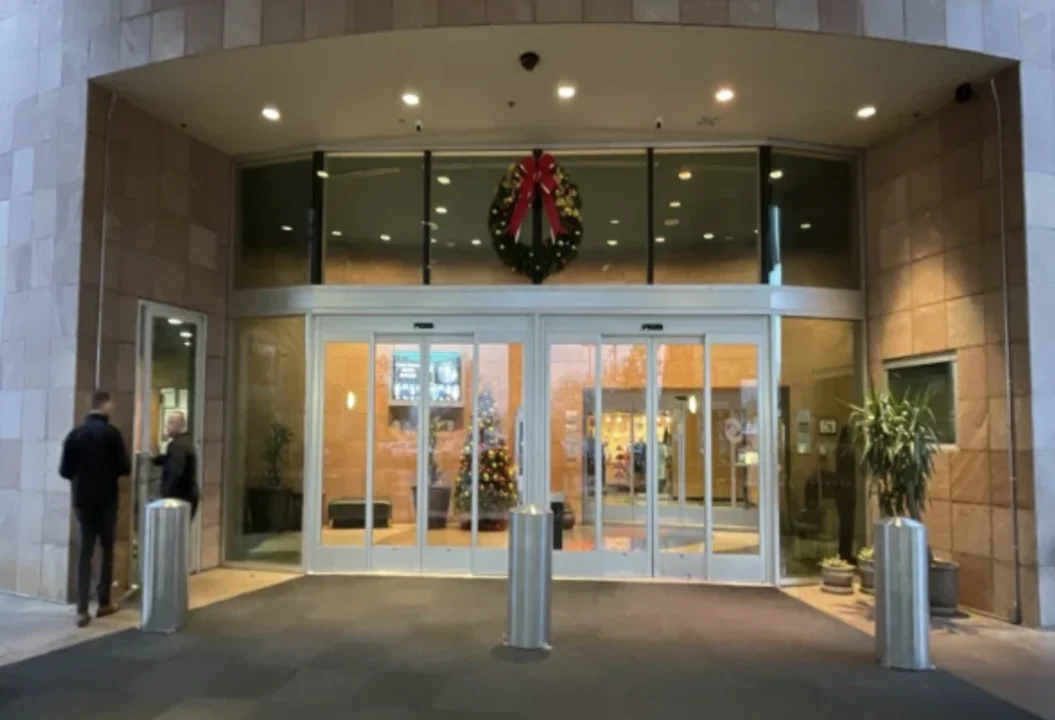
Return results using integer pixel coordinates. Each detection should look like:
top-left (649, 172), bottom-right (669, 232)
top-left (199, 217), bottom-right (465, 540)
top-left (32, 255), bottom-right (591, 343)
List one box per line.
top-left (59, 391), bottom-right (131, 628)
top-left (155, 411), bottom-right (199, 518)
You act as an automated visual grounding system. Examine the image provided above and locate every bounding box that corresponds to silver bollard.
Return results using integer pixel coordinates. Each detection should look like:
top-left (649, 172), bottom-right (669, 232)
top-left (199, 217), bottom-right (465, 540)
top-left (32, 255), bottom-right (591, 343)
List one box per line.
top-left (140, 499), bottom-right (190, 634)
top-left (505, 505), bottom-right (553, 650)
top-left (875, 517), bottom-right (931, 670)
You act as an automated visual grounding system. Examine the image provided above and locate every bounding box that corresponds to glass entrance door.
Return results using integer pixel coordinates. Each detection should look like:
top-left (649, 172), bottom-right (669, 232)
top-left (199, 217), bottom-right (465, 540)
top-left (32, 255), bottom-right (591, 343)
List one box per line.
top-left (312, 317), bottom-right (528, 576)
top-left (545, 317), bottom-right (770, 583)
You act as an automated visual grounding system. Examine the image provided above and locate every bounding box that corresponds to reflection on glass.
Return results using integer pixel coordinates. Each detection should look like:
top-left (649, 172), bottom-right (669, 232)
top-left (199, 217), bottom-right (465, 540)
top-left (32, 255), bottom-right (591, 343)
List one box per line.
top-left (430, 154), bottom-right (532, 285)
top-left (778, 318), bottom-right (862, 577)
top-left (225, 317), bottom-right (305, 565)
top-left (654, 150), bottom-right (759, 284)
top-left (321, 342), bottom-right (369, 547)
top-left (324, 154), bottom-right (424, 285)
top-left (601, 344), bottom-right (648, 552)
top-left (655, 343), bottom-right (706, 555)
top-left (548, 344), bottom-right (597, 552)
top-left (546, 151), bottom-right (647, 285)
top-left (770, 151), bottom-right (858, 289)
top-left (426, 343), bottom-right (473, 548)
top-left (458, 344), bottom-right (523, 552)
top-left (711, 344), bottom-right (761, 556)
top-left (372, 343), bottom-right (419, 547)
top-left (237, 159), bottom-right (313, 288)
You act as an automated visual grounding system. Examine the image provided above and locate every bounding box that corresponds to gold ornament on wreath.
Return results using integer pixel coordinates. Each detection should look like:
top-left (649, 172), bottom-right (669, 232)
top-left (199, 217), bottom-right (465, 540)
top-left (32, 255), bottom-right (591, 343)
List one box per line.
top-left (488, 152), bottom-right (584, 280)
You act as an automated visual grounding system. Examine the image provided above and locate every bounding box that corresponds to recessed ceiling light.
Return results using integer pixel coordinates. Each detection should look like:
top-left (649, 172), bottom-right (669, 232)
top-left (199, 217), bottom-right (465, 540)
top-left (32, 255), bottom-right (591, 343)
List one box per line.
top-left (655, 236), bottom-right (666, 244)
top-left (703, 233), bottom-right (715, 240)
top-left (427, 221), bottom-right (439, 230)
top-left (856, 105), bottom-right (877, 119)
top-left (669, 201), bottom-right (681, 208)
top-left (610, 218), bottom-right (620, 225)
top-left (606, 239), bottom-right (618, 246)
top-left (380, 234), bottom-right (391, 241)
top-left (446, 241), bottom-right (455, 248)
top-left (430, 237), bottom-right (437, 244)
top-left (180, 330), bottom-right (192, 338)
top-left (724, 235), bottom-right (733, 240)
top-left (331, 230), bottom-right (342, 237)
top-left (664, 218), bottom-right (679, 227)
top-left (436, 206), bottom-right (448, 214)
top-left (800, 222), bottom-right (812, 230)
top-left (261, 105), bottom-right (281, 121)
top-left (471, 238), bottom-right (482, 246)
top-left (281, 225), bottom-right (293, 232)
top-left (167, 318), bottom-right (183, 326)
top-left (437, 175), bottom-right (451, 185)
top-left (678, 170), bottom-right (692, 181)
top-left (715, 87), bottom-right (735, 104)
top-left (557, 84), bottom-right (576, 100)
top-left (183, 341), bottom-right (191, 347)
top-left (316, 170), bottom-right (329, 179)
top-left (769, 169), bottom-right (784, 180)
top-left (402, 91), bottom-right (420, 106)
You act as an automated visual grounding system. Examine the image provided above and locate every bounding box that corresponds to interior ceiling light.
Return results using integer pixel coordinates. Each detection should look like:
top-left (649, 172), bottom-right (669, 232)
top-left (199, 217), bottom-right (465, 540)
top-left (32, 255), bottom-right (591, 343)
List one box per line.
top-left (703, 233), bottom-right (715, 240)
top-left (436, 206), bottom-right (448, 214)
top-left (316, 170), bottom-right (329, 179)
top-left (606, 239), bottom-right (619, 246)
top-left (471, 238), bottom-right (482, 246)
top-left (715, 87), bottom-right (735, 104)
top-left (261, 105), bottom-right (281, 121)
top-left (402, 91), bottom-right (420, 106)
top-left (800, 222), bottom-right (812, 230)
top-left (664, 218), bottom-right (679, 227)
top-left (281, 225), bottom-right (293, 232)
top-left (437, 175), bottom-right (451, 185)
top-left (331, 230), bottom-right (342, 237)
top-left (655, 236), bottom-right (666, 243)
top-left (183, 341), bottom-right (191, 347)
top-left (856, 105), bottom-right (877, 119)
top-left (430, 237), bottom-right (437, 244)
top-left (769, 169), bottom-right (784, 180)
top-left (669, 201), bottom-right (681, 208)
top-left (610, 218), bottom-right (620, 225)
top-left (179, 330), bottom-right (192, 339)
top-left (557, 84), bottom-right (576, 100)
top-left (678, 170), bottom-right (692, 181)
top-left (380, 234), bottom-right (391, 241)
top-left (167, 318), bottom-right (182, 326)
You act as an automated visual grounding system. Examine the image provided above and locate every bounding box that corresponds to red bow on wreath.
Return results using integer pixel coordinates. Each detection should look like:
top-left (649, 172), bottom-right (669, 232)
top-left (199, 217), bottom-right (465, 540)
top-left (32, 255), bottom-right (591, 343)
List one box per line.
top-left (506, 153), bottom-right (564, 240)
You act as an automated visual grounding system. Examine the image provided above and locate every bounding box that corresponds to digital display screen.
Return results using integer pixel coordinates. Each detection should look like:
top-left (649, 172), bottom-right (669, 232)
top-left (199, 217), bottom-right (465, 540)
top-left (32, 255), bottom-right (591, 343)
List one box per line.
top-left (391, 350), bottom-right (462, 405)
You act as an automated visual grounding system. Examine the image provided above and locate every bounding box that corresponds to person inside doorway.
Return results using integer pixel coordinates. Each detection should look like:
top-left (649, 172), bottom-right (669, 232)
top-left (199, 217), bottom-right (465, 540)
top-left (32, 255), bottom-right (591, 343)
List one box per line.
top-left (154, 411), bottom-right (199, 518)
top-left (59, 391), bottom-right (131, 628)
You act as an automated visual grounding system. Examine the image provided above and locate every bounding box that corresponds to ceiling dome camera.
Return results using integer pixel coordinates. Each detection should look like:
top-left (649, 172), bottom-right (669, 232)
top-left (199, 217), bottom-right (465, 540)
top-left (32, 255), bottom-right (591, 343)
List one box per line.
top-left (519, 51), bottom-right (540, 71)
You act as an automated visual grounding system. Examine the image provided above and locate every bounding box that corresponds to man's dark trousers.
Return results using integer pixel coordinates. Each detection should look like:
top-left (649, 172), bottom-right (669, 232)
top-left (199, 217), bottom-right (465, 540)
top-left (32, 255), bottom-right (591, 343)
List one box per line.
top-left (77, 504), bottom-right (116, 614)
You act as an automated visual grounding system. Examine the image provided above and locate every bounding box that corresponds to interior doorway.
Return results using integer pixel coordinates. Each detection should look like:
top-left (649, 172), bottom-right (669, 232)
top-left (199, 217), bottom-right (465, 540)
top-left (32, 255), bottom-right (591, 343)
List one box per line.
top-left (131, 302), bottom-right (208, 588)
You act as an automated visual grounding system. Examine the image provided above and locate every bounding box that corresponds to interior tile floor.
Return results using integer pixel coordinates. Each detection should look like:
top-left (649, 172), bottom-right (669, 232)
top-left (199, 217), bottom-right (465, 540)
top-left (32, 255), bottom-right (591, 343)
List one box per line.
top-left (0, 576), bottom-right (1043, 719)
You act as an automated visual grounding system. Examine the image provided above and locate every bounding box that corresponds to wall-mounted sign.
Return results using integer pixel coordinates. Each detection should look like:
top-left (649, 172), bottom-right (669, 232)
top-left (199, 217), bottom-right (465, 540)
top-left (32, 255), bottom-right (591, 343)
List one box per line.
top-left (391, 350), bottom-right (462, 405)
top-left (818, 418), bottom-right (838, 437)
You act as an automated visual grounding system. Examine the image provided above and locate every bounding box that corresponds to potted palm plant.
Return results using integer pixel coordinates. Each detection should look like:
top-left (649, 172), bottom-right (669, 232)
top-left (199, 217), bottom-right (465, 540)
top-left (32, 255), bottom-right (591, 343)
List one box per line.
top-left (849, 390), bottom-right (956, 615)
top-left (244, 420), bottom-right (295, 534)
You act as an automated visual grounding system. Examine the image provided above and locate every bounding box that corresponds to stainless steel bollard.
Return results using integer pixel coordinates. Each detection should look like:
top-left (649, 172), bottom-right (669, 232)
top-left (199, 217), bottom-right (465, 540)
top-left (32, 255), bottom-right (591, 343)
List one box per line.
top-left (506, 505), bottom-right (553, 650)
top-left (140, 499), bottom-right (190, 634)
top-left (875, 517), bottom-right (931, 670)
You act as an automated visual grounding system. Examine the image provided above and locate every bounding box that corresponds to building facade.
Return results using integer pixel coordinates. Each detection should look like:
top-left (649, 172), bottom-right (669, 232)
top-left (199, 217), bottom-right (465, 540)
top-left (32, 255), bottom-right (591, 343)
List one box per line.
top-left (0, 0), bottom-right (1052, 627)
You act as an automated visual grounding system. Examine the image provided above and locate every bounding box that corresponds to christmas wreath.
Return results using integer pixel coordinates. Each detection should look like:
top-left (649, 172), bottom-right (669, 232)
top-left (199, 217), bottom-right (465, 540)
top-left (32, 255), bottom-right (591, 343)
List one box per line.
top-left (487, 152), bottom-right (584, 281)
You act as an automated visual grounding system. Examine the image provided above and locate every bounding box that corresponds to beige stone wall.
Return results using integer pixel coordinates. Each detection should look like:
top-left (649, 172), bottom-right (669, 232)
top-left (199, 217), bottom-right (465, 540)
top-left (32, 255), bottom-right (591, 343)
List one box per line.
top-left (81, 87), bottom-right (233, 588)
top-left (864, 67), bottom-right (1041, 622)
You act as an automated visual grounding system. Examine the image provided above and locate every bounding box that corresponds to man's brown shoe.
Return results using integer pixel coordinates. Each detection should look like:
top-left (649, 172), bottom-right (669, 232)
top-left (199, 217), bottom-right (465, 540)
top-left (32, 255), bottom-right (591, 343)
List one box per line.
top-left (76, 612), bottom-right (91, 628)
top-left (96, 603), bottom-right (120, 619)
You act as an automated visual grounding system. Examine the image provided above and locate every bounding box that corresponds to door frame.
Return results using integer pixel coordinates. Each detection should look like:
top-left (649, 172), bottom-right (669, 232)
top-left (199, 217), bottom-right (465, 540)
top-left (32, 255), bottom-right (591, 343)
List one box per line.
top-left (306, 314), bottom-right (533, 576)
top-left (132, 301), bottom-right (208, 585)
top-left (541, 315), bottom-right (772, 583)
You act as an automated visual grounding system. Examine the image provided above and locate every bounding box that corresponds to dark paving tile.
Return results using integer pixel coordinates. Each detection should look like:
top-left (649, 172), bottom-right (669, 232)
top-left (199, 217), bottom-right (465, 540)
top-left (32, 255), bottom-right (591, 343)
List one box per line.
top-left (203, 663), bottom-right (297, 700)
top-left (151, 696), bottom-right (258, 720)
top-left (271, 666), bottom-right (370, 705)
top-left (351, 670), bottom-right (446, 710)
top-left (0, 688), bottom-right (172, 720)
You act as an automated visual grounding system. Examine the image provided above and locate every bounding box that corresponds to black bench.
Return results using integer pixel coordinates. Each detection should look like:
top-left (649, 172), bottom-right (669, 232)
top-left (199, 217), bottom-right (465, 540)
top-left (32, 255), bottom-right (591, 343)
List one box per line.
top-left (328, 500), bottom-right (392, 529)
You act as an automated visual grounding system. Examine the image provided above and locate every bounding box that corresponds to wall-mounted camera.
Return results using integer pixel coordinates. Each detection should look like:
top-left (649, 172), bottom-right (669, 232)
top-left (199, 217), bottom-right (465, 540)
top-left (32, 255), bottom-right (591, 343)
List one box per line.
top-left (654, 116), bottom-right (663, 130)
top-left (415, 119), bottom-right (423, 133)
top-left (519, 51), bottom-right (540, 72)
top-left (955, 82), bottom-right (973, 104)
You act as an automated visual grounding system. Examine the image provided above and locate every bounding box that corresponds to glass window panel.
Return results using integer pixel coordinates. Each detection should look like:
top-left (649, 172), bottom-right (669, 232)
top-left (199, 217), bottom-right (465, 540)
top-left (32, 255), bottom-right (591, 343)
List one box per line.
top-left (777, 318), bottom-right (863, 578)
top-left (887, 360), bottom-right (955, 444)
top-left (654, 150), bottom-right (759, 284)
top-left (225, 317), bottom-right (305, 565)
top-left (372, 343), bottom-right (420, 547)
top-left (549, 344), bottom-right (597, 552)
top-left (321, 342), bottom-right (369, 547)
top-left (545, 151), bottom-right (647, 285)
top-left (430, 154), bottom-right (532, 285)
top-left (770, 151), bottom-right (859, 289)
top-left (324, 154), bottom-right (424, 285)
top-left (236, 159), bottom-right (312, 288)
top-left (600, 344), bottom-right (649, 551)
top-left (426, 343), bottom-right (474, 548)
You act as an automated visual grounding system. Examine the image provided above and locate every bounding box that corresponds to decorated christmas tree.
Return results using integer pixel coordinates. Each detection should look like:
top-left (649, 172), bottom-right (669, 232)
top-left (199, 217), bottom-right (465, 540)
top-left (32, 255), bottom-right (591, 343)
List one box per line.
top-left (455, 387), bottom-right (519, 530)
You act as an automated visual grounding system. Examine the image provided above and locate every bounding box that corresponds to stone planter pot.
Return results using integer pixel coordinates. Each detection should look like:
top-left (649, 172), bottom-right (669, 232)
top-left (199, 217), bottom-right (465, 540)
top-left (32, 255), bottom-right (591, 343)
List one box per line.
top-left (857, 558), bottom-right (875, 595)
top-left (929, 559), bottom-right (959, 616)
top-left (821, 565), bottom-right (855, 595)
top-left (412, 485), bottom-right (452, 530)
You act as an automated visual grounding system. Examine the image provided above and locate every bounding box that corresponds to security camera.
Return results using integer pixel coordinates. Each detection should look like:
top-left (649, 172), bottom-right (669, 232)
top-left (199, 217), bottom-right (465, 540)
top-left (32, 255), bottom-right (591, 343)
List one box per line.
top-left (519, 51), bottom-right (540, 72)
top-left (655, 116), bottom-right (663, 130)
top-left (955, 82), bottom-right (973, 104)
top-left (415, 119), bottom-right (423, 133)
